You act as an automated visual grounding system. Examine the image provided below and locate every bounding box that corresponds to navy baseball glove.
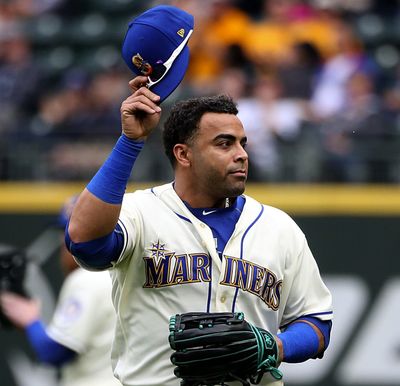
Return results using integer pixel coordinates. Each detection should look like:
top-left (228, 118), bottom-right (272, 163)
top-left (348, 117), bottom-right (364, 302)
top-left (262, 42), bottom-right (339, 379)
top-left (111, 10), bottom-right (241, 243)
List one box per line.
top-left (168, 312), bottom-right (283, 386)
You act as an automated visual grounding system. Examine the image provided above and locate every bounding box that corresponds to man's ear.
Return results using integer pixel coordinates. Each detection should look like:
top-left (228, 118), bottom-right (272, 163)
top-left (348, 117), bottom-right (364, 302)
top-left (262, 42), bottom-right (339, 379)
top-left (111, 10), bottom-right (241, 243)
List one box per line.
top-left (173, 144), bottom-right (191, 167)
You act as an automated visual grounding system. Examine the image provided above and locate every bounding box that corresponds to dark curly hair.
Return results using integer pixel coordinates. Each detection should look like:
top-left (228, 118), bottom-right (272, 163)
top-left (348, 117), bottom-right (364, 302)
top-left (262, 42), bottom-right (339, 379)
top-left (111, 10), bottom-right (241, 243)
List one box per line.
top-left (163, 94), bottom-right (238, 166)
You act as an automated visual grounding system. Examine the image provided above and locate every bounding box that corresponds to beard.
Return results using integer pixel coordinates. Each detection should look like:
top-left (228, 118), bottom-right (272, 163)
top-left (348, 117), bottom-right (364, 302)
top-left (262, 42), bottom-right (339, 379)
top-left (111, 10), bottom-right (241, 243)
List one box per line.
top-left (202, 167), bottom-right (247, 200)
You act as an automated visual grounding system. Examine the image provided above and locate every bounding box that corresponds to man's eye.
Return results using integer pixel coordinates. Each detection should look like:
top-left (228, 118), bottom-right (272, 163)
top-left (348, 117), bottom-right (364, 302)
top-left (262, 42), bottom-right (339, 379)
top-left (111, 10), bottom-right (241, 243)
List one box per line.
top-left (218, 141), bottom-right (230, 147)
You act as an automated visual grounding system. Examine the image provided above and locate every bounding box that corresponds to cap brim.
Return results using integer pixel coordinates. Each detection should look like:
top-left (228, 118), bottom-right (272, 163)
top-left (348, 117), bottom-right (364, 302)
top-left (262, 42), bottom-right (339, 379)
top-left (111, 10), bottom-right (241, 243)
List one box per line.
top-left (150, 46), bottom-right (189, 103)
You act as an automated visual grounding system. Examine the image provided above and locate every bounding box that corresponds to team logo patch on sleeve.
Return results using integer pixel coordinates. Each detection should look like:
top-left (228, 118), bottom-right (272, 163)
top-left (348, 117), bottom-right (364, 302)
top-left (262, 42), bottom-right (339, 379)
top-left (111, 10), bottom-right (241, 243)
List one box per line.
top-left (54, 297), bottom-right (83, 325)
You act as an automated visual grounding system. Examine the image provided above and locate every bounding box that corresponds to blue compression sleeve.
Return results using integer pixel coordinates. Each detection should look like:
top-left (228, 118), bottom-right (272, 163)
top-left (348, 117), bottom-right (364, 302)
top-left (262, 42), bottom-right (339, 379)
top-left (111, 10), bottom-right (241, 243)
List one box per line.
top-left (25, 320), bottom-right (76, 366)
top-left (86, 134), bottom-right (144, 204)
top-left (301, 316), bottom-right (332, 350)
top-left (65, 223), bottom-right (124, 270)
top-left (278, 318), bottom-right (332, 363)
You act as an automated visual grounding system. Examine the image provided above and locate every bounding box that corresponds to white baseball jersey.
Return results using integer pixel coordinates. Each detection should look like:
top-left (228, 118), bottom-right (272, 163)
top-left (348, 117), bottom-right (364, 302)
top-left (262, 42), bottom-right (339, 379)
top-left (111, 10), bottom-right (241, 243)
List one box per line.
top-left (108, 183), bottom-right (332, 386)
top-left (47, 268), bottom-right (120, 386)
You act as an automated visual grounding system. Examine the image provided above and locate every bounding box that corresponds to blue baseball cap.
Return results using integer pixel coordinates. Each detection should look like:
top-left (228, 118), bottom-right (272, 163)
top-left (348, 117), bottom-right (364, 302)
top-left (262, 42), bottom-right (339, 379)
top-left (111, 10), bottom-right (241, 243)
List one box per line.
top-left (122, 5), bottom-right (194, 102)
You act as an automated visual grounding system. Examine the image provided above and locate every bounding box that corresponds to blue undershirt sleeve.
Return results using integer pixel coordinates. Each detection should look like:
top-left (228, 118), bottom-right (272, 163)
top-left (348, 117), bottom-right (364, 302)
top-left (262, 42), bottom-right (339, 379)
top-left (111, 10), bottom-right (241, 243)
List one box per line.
top-left (278, 317), bottom-right (332, 363)
top-left (38, 138), bottom-right (138, 363)
top-left (65, 223), bottom-right (124, 270)
top-left (25, 320), bottom-right (76, 366)
top-left (301, 316), bottom-right (332, 352)
top-left (65, 134), bottom-right (141, 269)
top-left (86, 134), bottom-right (144, 204)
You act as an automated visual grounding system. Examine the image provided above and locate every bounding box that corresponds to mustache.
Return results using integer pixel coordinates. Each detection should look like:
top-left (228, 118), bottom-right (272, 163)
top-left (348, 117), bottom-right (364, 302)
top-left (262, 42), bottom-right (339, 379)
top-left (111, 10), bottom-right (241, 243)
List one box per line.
top-left (228, 169), bottom-right (247, 176)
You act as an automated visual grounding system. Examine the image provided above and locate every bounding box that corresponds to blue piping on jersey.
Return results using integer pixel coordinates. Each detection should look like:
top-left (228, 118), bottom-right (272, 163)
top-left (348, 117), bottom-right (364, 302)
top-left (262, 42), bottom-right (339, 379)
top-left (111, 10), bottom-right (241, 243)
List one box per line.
top-left (206, 259), bottom-right (213, 313)
top-left (280, 312), bottom-right (334, 329)
top-left (152, 186), bottom-right (191, 223)
top-left (231, 203), bottom-right (264, 313)
top-left (306, 311), bottom-right (333, 317)
top-left (175, 212), bottom-right (191, 222)
top-left (172, 209), bottom-right (211, 311)
top-left (118, 220), bottom-right (129, 259)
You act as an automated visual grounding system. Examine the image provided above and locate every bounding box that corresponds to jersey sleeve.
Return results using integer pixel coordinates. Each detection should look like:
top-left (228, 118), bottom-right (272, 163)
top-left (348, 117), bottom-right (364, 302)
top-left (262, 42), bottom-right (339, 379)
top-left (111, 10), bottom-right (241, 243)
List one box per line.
top-left (113, 193), bottom-right (142, 266)
top-left (25, 320), bottom-right (77, 365)
top-left (46, 271), bottom-right (113, 353)
top-left (280, 233), bottom-right (333, 327)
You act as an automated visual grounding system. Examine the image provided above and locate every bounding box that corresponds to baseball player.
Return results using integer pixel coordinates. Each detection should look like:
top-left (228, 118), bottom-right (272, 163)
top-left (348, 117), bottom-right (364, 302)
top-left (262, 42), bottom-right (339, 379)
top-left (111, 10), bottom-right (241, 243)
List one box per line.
top-left (65, 75), bottom-right (333, 386)
top-left (0, 196), bottom-right (120, 386)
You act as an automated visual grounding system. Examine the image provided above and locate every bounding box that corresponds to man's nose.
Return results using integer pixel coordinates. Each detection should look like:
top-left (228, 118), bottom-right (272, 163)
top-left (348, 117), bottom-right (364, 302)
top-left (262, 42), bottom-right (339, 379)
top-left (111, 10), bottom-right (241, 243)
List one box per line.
top-left (235, 144), bottom-right (248, 162)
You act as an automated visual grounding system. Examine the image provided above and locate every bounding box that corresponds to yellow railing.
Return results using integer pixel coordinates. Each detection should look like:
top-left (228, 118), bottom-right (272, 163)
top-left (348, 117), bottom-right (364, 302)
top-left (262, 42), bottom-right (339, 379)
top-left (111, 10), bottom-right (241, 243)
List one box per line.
top-left (0, 182), bottom-right (400, 215)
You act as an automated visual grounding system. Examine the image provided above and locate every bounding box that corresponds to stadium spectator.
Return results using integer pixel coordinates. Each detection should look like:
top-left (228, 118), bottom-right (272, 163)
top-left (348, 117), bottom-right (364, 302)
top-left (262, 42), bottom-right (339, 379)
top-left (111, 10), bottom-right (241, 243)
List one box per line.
top-left (24, 68), bottom-right (128, 179)
top-left (166, 0), bottom-right (252, 94)
top-left (236, 73), bottom-right (309, 181)
top-left (0, 22), bottom-right (40, 135)
top-left (310, 23), bottom-right (377, 120)
top-left (318, 71), bottom-right (394, 182)
top-left (240, 0), bottom-right (343, 68)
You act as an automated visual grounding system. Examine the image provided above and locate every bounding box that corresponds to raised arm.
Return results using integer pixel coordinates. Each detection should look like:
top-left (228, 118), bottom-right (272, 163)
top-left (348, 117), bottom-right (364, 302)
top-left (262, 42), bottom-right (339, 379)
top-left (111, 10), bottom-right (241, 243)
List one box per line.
top-left (67, 76), bottom-right (161, 243)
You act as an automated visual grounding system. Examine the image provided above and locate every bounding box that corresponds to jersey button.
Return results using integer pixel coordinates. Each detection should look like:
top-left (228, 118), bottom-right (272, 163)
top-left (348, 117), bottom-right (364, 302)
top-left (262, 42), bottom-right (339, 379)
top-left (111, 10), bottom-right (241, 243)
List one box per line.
top-left (220, 296), bottom-right (226, 303)
top-left (200, 223), bottom-right (205, 228)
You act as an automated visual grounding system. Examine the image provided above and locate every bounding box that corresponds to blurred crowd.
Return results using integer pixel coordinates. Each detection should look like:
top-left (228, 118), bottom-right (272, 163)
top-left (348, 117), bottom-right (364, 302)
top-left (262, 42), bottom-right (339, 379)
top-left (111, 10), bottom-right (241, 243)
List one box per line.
top-left (1, 0), bottom-right (400, 183)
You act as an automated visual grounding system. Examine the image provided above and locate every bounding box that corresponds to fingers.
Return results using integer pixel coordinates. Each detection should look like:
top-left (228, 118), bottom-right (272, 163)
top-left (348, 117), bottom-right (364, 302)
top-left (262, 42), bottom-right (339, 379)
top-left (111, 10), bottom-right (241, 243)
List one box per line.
top-left (0, 293), bottom-right (17, 316)
top-left (136, 83), bottom-right (160, 103)
top-left (129, 76), bottom-right (148, 92)
top-left (0, 292), bottom-right (37, 309)
top-left (0, 292), bottom-right (38, 310)
top-left (0, 293), bottom-right (39, 328)
top-left (0, 292), bottom-right (29, 312)
top-left (121, 77), bottom-right (162, 140)
top-left (0, 291), bottom-right (23, 303)
top-left (129, 76), bottom-right (160, 100)
top-left (125, 76), bottom-right (161, 113)
top-left (122, 88), bottom-right (161, 116)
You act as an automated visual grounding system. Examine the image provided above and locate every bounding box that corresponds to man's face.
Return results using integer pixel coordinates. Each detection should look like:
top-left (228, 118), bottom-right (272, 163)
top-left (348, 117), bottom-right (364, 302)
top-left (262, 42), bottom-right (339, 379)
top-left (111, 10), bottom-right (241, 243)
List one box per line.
top-left (188, 112), bottom-right (248, 201)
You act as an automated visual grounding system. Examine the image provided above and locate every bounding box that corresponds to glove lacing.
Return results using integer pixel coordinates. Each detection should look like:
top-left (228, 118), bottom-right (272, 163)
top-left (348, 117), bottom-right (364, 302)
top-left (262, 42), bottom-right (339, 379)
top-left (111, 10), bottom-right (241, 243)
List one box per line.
top-left (248, 323), bottom-right (283, 384)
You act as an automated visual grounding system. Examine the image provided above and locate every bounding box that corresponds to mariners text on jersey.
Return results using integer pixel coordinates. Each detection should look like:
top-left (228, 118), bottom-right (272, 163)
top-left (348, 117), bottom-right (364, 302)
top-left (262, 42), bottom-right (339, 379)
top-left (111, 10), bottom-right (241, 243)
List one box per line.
top-left (143, 247), bottom-right (282, 311)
